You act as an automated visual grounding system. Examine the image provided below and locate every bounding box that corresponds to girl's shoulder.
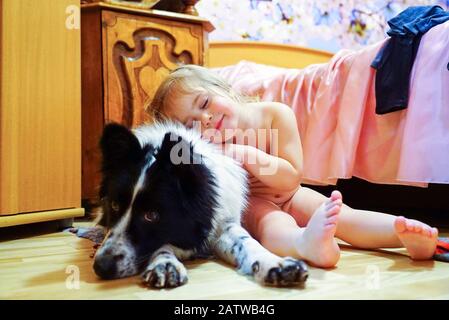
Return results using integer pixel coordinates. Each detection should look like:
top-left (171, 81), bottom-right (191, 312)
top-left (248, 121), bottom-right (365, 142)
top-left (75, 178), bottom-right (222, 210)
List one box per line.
top-left (244, 101), bottom-right (293, 129)
top-left (246, 101), bottom-right (292, 118)
top-left (245, 101), bottom-right (289, 112)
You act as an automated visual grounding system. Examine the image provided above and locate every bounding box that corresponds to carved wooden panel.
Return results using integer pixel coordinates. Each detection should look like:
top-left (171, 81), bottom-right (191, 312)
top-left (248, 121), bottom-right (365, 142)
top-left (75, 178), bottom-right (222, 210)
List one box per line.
top-left (81, 5), bottom-right (211, 203)
top-left (102, 11), bottom-right (204, 127)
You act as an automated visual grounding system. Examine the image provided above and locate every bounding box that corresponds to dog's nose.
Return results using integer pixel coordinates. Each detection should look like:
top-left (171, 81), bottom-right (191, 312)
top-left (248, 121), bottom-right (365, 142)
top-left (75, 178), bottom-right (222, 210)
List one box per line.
top-left (93, 254), bottom-right (120, 279)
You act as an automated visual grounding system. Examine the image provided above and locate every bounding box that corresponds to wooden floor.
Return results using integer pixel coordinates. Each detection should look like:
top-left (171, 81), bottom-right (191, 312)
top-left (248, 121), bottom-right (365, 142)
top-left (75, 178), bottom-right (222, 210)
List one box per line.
top-left (1, 220), bottom-right (448, 300)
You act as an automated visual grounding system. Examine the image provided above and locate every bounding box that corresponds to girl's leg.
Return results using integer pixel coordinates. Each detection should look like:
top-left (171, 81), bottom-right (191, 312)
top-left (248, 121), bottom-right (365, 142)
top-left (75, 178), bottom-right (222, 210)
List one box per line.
top-left (286, 187), bottom-right (438, 260)
top-left (243, 195), bottom-right (342, 267)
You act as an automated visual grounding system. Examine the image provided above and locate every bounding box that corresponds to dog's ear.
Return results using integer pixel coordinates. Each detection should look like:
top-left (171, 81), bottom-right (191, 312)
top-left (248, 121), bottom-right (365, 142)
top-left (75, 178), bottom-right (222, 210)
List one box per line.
top-left (99, 123), bottom-right (143, 173)
top-left (157, 132), bottom-right (208, 196)
top-left (157, 132), bottom-right (182, 163)
top-left (157, 132), bottom-right (201, 166)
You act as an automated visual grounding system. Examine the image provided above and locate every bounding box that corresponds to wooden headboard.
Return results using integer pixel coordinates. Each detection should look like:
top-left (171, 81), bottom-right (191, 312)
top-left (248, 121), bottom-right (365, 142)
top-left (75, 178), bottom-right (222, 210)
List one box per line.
top-left (208, 41), bottom-right (334, 68)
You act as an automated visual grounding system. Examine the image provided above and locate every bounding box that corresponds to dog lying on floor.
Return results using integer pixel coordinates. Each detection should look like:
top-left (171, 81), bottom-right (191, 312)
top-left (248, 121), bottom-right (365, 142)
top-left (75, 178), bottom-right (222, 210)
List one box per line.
top-left (93, 122), bottom-right (308, 288)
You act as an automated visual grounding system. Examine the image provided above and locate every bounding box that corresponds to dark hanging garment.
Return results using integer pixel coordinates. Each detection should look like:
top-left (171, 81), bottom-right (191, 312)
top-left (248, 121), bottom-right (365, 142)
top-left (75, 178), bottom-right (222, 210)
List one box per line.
top-left (371, 5), bottom-right (449, 115)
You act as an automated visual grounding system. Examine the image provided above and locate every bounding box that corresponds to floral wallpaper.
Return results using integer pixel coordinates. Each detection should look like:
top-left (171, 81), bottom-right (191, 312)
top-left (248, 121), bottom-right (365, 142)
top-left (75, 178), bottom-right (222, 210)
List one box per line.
top-left (197, 0), bottom-right (449, 52)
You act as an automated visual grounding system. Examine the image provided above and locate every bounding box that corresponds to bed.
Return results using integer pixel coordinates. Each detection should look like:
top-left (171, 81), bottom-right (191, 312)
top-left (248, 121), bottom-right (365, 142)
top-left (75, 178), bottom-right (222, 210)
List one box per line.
top-left (208, 38), bottom-right (449, 227)
top-left (209, 41), bottom-right (334, 69)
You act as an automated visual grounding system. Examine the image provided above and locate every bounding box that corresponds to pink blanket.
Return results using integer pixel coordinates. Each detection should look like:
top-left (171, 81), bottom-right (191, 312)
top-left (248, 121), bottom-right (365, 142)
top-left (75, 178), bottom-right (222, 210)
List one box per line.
top-left (214, 21), bottom-right (449, 187)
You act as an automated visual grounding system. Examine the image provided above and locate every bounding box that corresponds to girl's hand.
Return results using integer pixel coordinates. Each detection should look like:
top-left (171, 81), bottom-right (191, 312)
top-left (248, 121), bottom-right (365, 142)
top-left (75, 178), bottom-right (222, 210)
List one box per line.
top-left (222, 144), bottom-right (258, 182)
top-left (221, 143), bottom-right (249, 165)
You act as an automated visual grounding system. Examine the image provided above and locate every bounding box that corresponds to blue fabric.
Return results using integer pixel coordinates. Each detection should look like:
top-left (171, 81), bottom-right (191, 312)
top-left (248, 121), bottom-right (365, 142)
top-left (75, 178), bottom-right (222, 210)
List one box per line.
top-left (387, 5), bottom-right (449, 36)
top-left (67, 226), bottom-right (105, 244)
top-left (371, 6), bottom-right (449, 115)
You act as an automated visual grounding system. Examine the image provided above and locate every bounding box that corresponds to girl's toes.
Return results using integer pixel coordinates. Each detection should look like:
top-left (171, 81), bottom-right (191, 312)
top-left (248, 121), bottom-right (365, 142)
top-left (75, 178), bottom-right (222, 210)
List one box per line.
top-left (326, 215), bottom-right (338, 225)
top-left (326, 206), bottom-right (340, 217)
top-left (431, 228), bottom-right (438, 237)
top-left (394, 216), bottom-right (407, 233)
top-left (406, 220), bottom-right (416, 232)
top-left (330, 190), bottom-right (342, 202)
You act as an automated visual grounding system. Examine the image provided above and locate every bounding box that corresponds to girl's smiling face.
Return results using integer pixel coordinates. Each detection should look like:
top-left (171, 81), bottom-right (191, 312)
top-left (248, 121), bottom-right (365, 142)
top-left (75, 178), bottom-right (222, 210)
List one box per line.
top-left (166, 87), bottom-right (240, 143)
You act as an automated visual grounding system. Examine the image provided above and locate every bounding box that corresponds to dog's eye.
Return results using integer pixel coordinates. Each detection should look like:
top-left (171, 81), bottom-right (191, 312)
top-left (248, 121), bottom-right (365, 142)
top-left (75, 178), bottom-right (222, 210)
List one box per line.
top-left (111, 201), bottom-right (120, 213)
top-left (144, 211), bottom-right (159, 223)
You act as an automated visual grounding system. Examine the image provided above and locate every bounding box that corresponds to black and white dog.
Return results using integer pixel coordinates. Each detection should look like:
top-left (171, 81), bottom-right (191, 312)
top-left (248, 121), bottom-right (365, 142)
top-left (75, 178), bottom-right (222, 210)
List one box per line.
top-left (93, 122), bottom-right (308, 288)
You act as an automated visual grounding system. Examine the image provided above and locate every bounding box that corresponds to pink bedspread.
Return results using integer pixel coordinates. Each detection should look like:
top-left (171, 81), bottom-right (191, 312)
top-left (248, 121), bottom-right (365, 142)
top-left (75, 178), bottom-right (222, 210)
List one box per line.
top-left (214, 21), bottom-right (449, 187)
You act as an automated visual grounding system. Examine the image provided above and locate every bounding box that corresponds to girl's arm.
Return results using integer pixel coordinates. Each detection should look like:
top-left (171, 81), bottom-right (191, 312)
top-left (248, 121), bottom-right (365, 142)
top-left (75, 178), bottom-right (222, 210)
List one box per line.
top-left (224, 103), bottom-right (303, 191)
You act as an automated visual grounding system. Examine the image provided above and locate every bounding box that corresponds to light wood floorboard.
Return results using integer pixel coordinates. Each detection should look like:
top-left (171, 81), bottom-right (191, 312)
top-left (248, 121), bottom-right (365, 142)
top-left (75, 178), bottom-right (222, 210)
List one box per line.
top-left (0, 221), bottom-right (448, 300)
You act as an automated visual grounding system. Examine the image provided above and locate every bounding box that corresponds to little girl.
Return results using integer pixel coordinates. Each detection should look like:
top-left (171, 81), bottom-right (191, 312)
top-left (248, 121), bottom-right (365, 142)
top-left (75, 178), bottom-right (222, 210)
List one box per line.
top-left (148, 64), bottom-right (439, 268)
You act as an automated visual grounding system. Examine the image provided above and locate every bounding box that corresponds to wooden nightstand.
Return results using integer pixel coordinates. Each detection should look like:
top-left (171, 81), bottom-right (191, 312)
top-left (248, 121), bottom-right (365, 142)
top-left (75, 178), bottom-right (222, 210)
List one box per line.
top-left (81, 2), bottom-right (214, 204)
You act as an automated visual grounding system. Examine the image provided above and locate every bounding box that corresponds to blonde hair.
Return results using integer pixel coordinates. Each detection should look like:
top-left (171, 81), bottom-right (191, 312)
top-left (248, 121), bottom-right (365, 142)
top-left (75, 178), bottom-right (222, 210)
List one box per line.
top-left (148, 64), bottom-right (255, 122)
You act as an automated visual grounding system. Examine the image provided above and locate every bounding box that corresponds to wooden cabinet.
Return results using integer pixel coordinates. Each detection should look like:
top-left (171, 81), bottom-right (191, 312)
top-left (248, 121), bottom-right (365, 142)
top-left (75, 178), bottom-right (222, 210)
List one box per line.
top-left (0, 0), bottom-right (84, 227)
top-left (81, 3), bottom-right (213, 203)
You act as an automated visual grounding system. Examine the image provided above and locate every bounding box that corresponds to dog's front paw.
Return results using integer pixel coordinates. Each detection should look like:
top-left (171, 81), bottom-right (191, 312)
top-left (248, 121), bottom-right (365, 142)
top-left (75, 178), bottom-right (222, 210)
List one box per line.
top-left (141, 259), bottom-right (188, 288)
top-left (253, 257), bottom-right (308, 286)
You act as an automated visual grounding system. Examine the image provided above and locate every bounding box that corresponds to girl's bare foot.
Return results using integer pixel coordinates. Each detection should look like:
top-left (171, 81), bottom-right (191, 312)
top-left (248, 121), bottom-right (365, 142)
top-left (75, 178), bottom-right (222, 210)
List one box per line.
top-left (394, 216), bottom-right (438, 260)
top-left (295, 191), bottom-right (343, 268)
